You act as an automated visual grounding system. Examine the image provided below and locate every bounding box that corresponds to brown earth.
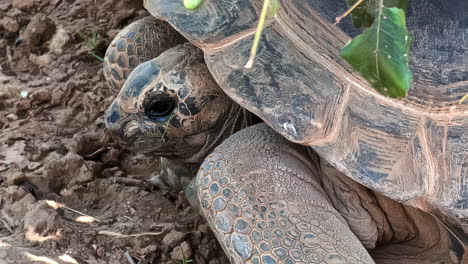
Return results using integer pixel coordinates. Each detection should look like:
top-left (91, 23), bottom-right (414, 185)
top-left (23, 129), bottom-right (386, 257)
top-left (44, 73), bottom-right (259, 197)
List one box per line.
top-left (0, 0), bottom-right (227, 263)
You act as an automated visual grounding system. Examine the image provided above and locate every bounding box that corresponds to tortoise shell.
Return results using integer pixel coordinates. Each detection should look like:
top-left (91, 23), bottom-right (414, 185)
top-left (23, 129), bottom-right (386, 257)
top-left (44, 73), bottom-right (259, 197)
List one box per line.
top-left (143, 0), bottom-right (467, 233)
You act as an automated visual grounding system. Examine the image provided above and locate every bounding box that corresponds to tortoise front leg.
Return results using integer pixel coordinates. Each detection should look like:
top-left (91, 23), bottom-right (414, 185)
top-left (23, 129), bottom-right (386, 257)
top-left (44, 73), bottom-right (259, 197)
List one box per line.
top-left (195, 124), bottom-right (374, 264)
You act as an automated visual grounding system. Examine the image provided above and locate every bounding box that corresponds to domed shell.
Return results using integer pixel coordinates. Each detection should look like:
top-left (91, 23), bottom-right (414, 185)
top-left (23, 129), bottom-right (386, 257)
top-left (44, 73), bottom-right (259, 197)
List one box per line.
top-left (144, 0), bottom-right (467, 230)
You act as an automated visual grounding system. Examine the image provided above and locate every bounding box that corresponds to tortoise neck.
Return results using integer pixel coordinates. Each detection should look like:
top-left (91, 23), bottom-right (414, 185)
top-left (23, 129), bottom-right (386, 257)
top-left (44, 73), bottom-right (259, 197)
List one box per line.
top-left (180, 102), bottom-right (254, 164)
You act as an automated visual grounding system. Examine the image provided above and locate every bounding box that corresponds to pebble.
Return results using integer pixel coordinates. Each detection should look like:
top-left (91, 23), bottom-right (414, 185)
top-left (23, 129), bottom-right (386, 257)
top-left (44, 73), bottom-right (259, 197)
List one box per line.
top-left (33, 88), bottom-right (51, 103)
top-left (29, 53), bottom-right (51, 67)
top-left (6, 113), bottom-right (18, 121)
top-left (12, 0), bottom-right (34, 10)
top-left (0, 2), bottom-right (10, 11)
top-left (16, 100), bottom-right (31, 111)
top-left (66, 68), bottom-right (75, 76)
top-left (107, 29), bottom-right (120, 39)
top-left (113, 170), bottom-right (125, 177)
top-left (22, 13), bottom-right (56, 46)
top-left (49, 27), bottom-right (71, 55)
top-left (27, 162), bottom-right (42, 171)
top-left (1, 17), bottom-right (20, 32)
top-left (171, 241), bottom-right (192, 262)
top-left (101, 148), bottom-right (119, 164)
top-left (96, 247), bottom-right (105, 257)
top-left (28, 80), bottom-right (44, 87)
top-left (162, 230), bottom-right (186, 248)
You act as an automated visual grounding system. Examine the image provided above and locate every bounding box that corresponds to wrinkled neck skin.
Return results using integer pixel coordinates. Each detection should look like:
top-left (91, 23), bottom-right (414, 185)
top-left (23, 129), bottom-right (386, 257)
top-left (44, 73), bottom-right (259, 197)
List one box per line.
top-left (179, 102), bottom-right (254, 164)
top-left (157, 103), bottom-right (254, 194)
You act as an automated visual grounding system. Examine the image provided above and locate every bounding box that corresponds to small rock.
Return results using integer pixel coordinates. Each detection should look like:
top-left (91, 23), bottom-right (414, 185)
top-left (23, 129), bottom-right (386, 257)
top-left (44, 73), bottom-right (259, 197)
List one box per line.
top-left (49, 27), bottom-right (70, 55)
top-left (6, 113), bottom-right (18, 121)
top-left (0, 2), bottom-right (11, 11)
top-left (29, 53), bottom-right (51, 67)
top-left (51, 69), bottom-right (67, 82)
top-left (66, 68), bottom-right (76, 76)
top-left (101, 166), bottom-right (120, 178)
top-left (197, 223), bottom-right (210, 235)
top-left (0, 91), bottom-right (9, 100)
top-left (198, 244), bottom-right (213, 260)
top-left (27, 162), bottom-right (42, 171)
top-left (107, 29), bottom-right (120, 39)
top-left (101, 148), bottom-right (119, 165)
top-left (1, 17), bottom-right (20, 32)
top-left (22, 13), bottom-right (56, 46)
top-left (33, 88), bottom-right (51, 103)
top-left (28, 80), bottom-right (43, 87)
top-left (162, 230), bottom-right (186, 248)
top-left (96, 247), bottom-right (105, 257)
top-left (16, 99), bottom-right (31, 111)
top-left (5, 168), bottom-right (26, 186)
top-left (5, 186), bottom-right (28, 202)
top-left (171, 241), bottom-right (192, 262)
top-left (12, 0), bottom-right (34, 9)
top-left (113, 170), bottom-right (125, 177)
top-left (10, 10), bottom-right (22, 19)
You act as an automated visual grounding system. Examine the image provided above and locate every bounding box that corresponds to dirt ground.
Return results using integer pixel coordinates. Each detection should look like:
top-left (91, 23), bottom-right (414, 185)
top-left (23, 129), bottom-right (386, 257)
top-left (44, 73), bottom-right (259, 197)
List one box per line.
top-left (0, 0), bottom-right (228, 263)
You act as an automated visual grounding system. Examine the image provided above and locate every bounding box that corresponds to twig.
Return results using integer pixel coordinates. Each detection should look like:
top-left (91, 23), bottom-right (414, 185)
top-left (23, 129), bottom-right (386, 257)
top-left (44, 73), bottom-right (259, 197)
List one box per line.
top-left (45, 200), bottom-right (102, 223)
top-left (110, 177), bottom-right (160, 191)
top-left (83, 146), bottom-right (110, 159)
top-left (458, 93), bottom-right (468, 104)
top-left (334, 0), bottom-right (364, 25)
top-left (98, 230), bottom-right (168, 238)
top-left (245, 0), bottom-right (272, 69)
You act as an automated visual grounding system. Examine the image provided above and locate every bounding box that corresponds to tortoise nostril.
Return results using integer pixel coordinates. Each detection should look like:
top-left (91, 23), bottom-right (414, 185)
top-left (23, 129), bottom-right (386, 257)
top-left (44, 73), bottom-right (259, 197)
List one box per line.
top-left (144, 94), bottom-right (176, 120)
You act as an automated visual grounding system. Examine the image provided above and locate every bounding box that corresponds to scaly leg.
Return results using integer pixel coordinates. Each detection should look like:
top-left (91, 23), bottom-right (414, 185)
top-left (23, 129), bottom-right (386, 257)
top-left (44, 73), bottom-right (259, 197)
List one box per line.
top-left (195, 123), bottom-right (374, 264)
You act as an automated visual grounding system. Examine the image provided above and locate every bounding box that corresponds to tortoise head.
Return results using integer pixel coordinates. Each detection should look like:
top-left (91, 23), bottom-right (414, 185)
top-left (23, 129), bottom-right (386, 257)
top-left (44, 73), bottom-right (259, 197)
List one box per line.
top-left (105, 43), bottom-right (235, 162)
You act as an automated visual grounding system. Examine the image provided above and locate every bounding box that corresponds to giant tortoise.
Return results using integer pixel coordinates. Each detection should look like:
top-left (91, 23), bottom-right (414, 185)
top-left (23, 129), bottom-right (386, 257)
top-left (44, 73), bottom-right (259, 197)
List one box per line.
top-left (103, 0), bottom-right (468, 263)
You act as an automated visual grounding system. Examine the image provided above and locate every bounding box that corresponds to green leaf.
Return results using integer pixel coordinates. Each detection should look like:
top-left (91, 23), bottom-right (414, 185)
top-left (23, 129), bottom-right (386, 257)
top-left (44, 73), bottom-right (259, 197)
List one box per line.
top-left (183, 0), bottom-right (203, 10)
top-left (341, 7), bottom-right (413, 98)
top-left (345, 0), bottom-right (410, 27)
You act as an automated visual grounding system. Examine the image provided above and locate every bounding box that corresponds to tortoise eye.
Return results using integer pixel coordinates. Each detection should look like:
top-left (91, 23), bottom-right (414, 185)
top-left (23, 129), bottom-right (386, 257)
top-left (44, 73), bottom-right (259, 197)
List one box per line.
top-left (144, 93), bottom-right (176, 121)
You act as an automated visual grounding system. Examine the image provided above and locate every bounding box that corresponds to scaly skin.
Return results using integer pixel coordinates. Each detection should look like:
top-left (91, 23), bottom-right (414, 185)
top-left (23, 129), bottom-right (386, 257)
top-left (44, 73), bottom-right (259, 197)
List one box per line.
top-left (194, 123), bottom-right (374, 263)
top-left (103, 16), bottom-right (185, 95)
top-left (104, 16), bottom-right (466, 264)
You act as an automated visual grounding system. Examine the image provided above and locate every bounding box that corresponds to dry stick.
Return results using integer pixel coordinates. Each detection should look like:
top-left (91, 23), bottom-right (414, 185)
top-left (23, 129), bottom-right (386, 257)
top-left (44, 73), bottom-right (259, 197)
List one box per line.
top-left (83, 146), bottom-right (110, 159)
top-left (458, 93), bottom-right (468, 104)
top-left (46, 200), bottom-right (102, 223)
top-left (334, 0), bottom-right (365, 25)
top-left (245, 0), bottom-right (272, 69)
top-left (98, 230), bottom-right (168, 238)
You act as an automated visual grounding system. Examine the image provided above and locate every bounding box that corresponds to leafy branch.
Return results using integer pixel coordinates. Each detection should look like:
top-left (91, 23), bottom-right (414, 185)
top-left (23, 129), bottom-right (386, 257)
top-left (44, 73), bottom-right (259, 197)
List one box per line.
top-left (338, 0), bottom-right (413, 98)
top-left (183, 0), bottom-right (413, 98)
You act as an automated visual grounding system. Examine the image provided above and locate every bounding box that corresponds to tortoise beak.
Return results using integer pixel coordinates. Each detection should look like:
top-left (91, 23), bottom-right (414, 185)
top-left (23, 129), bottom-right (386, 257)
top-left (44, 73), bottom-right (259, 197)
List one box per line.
top-left (105, 100), bottom-right (168, 149)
